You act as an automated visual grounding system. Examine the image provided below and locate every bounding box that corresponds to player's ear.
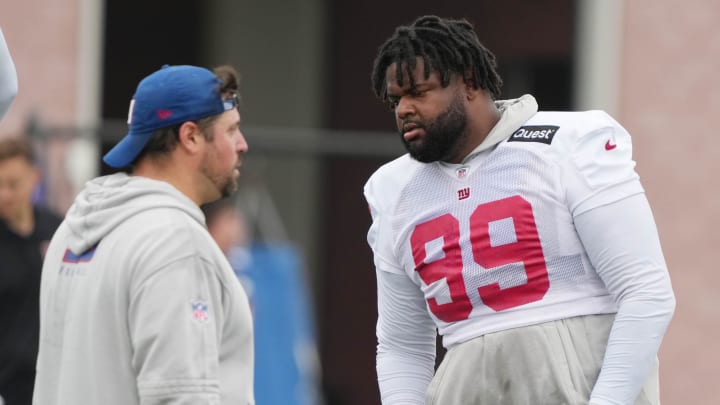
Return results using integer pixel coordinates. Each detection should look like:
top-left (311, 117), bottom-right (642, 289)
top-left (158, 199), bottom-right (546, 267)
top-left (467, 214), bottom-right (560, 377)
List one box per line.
top-left (462, 72), bottom-right (479, 100)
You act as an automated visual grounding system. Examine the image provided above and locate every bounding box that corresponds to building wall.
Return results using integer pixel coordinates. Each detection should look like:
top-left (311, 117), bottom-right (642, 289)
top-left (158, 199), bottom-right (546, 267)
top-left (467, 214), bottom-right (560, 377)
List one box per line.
top-left (201, 0), bottom-right (328, 289)
top-left (620, 1), bottom-right (720, 403)
top-left (0, 0), bottom-right (83, 132)
top-left (0, 0), bottom-right (101, 213)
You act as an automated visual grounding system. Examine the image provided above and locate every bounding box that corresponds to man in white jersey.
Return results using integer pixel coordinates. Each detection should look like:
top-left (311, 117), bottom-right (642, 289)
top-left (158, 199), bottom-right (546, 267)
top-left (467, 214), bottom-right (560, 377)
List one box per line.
top-left (365, 15), bottom-right (675, 405)
top-left (0, 26), bottom-right (18, 121)
top-left (33, 65), bottom-right (255, 404)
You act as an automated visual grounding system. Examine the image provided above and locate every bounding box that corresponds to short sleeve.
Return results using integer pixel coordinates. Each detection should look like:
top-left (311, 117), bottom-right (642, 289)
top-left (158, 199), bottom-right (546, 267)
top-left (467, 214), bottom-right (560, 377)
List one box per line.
top-left (563, 111), bottom-right (644, 216)
top-left (364, 173), bottom-right (405, 275)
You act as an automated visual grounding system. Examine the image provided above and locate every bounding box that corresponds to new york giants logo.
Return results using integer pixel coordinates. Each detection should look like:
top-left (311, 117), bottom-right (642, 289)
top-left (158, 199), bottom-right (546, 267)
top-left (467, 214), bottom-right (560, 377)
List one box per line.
top-left (457, 187), bottom-right (470, 200)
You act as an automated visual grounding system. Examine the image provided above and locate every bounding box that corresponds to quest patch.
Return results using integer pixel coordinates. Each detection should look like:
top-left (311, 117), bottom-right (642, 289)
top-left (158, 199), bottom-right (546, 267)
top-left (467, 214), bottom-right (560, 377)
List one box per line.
top-left (507, 125), bottom-right (559, 145)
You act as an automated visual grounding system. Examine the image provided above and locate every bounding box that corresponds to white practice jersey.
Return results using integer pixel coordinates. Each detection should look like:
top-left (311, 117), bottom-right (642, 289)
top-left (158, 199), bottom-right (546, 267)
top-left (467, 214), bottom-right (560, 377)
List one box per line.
top-left (366, 108), bottom-right (643, 348)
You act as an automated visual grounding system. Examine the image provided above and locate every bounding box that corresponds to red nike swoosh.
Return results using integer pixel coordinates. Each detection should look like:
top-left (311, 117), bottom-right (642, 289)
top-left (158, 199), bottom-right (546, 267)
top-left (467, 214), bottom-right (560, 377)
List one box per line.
top-left (605, 140), bottom-right (617, 150)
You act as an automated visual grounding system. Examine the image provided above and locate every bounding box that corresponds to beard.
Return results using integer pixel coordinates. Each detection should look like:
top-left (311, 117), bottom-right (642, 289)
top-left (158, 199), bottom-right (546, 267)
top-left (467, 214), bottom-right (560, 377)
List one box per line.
top-left (400, 92), bottom-right (468, 163)
top-left (201, 156), bottom-right (239, 200)
top-left (216, 173), bottom-right (238, 198)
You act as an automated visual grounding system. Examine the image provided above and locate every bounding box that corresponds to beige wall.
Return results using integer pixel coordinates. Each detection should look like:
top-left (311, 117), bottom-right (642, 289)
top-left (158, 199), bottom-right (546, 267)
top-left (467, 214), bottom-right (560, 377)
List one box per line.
top-left (621, 1), bottom-right (720, 403)
top-left (1, 0), bottom-right (81, 133)
top-left (1, 0), bottom-right (102, 212)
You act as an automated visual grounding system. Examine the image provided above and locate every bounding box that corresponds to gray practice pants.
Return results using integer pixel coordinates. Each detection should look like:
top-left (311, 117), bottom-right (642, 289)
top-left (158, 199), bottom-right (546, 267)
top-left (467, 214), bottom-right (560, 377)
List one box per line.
top-left (426, 314), bottom-right (659, 405)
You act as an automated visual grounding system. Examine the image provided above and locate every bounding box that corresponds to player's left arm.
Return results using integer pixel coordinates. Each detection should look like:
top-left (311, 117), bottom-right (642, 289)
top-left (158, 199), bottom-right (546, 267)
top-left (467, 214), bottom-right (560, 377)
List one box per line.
top-left (0, 26), bottom-right (18, 121)
top-left (575, 194), bottom-right (675, 405)
top-left (564, 111), bottom-right (676, 404)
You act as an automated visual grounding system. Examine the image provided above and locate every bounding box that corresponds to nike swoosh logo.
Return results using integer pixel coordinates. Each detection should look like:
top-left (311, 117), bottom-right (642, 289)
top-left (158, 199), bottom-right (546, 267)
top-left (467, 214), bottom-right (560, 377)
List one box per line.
top-left (605, 140), bottom-right (617, 151)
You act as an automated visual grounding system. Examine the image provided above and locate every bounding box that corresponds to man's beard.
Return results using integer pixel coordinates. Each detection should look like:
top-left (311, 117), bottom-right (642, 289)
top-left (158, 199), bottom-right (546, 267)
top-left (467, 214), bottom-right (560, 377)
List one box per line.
top-left (217, 174), bottom-right (238, 198)
top-left (401, 94), bottom-right (468, 163)
top-left (201, 159), bottom-right (238, 200)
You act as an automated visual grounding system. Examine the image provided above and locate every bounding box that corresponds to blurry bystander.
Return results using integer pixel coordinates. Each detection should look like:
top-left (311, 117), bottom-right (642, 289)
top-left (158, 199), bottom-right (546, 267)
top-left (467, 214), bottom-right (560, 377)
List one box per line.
top-left (0, 137), bottom-right (61, 405)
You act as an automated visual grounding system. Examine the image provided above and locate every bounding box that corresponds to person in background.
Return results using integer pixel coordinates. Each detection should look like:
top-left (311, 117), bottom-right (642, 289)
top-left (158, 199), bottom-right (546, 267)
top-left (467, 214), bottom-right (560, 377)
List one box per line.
top-left (203, 198), bottom-right (322, 405)
top-left (0, 137), bottom-right (62, 405)
top-left (0, 25), bottom-right (18, 121)
top-left (203, 197), bottom-right (250, 257)
top-left (364, 15), bottom-right (675, 405)
top-left (33, 64), bottom-right (254, 405)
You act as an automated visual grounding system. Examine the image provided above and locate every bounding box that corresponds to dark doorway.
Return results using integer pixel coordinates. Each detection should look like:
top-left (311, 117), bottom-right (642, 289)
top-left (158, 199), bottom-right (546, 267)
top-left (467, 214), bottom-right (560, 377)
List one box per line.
top-left (100, 0), bottom-right (204, 174)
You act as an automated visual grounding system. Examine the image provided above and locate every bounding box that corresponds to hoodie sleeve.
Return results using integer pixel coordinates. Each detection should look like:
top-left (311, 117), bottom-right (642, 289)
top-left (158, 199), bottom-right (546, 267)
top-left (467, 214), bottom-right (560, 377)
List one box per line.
top-left (0, 26), bottom-right (18, 121)
top-left (129, 253), bottom-right (225, 404)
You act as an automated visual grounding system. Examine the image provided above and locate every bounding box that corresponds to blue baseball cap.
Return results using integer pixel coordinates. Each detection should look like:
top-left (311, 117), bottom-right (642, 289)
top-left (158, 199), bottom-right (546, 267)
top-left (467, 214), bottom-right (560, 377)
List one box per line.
top-left (103, 64), bottom-right (238, 168)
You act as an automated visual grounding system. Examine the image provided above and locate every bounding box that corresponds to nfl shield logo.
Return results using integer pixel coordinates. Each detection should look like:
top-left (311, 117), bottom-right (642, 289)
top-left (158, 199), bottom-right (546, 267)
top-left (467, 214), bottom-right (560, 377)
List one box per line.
top-left (191, 300), bottom-right (209, 322)
top-left (456, 167), bottom-right (468, 178)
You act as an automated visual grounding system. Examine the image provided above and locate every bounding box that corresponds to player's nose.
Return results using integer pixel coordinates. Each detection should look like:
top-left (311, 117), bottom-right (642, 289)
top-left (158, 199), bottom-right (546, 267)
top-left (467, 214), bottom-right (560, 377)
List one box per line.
top-left (395, 96), bottom-right (416, 120)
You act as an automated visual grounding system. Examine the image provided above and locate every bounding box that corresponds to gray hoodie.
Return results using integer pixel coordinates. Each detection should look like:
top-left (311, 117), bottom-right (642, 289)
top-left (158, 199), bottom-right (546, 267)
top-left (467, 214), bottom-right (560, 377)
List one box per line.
top-left (33, 173), bottom-right (254, 405)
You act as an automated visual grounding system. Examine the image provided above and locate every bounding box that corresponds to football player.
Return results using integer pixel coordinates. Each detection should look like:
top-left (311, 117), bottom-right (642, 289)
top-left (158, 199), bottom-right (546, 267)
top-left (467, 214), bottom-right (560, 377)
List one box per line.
top-left (365, 15), bottom-right (675, 405)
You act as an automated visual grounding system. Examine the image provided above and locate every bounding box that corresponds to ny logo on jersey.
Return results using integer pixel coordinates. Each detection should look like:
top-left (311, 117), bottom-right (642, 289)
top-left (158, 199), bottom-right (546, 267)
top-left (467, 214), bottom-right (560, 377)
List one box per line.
top-left (457, 187), bottom-right (470, 200)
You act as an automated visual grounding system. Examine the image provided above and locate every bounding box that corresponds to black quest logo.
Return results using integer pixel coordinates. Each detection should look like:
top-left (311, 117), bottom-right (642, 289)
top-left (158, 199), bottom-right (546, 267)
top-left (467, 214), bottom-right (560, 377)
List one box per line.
top-left (508, 125), bottom-right (559, 145)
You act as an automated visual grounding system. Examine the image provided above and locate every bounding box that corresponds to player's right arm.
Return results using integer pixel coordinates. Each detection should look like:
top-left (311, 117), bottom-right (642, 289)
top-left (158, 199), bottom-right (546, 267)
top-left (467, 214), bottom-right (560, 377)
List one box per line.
top-left (0, 26), bottom-right (17, 121)
top-left (375, 270), bottom-right (437, 404)
top-left (365, 168), bottom-right (438, 405)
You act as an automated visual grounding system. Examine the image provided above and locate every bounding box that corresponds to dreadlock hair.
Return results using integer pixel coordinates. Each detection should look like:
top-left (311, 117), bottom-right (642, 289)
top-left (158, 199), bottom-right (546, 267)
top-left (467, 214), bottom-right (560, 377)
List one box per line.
top-left (371, 15), bottom-right (503, 102)
top-left (131, 64), bottom-right (241, 169)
